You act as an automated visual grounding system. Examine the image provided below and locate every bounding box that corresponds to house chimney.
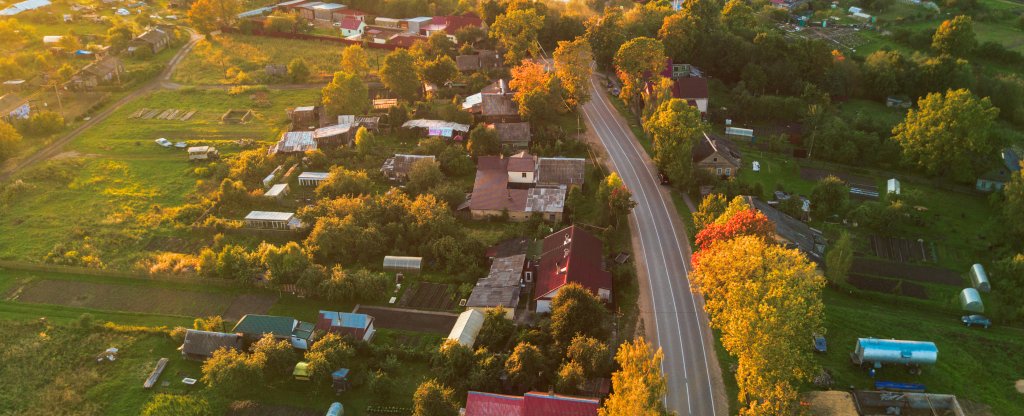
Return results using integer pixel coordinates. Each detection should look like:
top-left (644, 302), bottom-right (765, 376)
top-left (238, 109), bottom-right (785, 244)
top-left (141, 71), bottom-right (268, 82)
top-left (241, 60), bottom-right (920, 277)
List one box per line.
top-left (500, 79), bottom-right (508, 95)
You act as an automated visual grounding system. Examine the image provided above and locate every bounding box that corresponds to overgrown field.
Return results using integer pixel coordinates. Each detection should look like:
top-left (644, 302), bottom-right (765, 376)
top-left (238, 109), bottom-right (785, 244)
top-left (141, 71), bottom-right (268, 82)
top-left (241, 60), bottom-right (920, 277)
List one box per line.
top-left (0, 88), bottom-right (319, 267)
top-left (172, 33), bottom-right (385, 85)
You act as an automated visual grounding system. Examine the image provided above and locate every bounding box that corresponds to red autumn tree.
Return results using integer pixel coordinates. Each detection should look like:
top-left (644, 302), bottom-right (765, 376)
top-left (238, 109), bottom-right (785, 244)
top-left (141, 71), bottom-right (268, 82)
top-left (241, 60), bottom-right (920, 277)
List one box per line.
top-left (692, 209), bottom-right (774, 267)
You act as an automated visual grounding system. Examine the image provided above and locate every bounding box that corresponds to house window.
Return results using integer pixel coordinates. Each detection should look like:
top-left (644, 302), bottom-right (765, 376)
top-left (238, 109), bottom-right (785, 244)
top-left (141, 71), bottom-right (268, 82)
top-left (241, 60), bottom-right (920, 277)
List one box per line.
top-left (725, 168), bottom-right (731, 176)
top-left (713, 157), bottom-right (718, 162)
top-left (716, 168), bottom-right (723, 175)
top-left (521, 172), bottom-right (527, 178)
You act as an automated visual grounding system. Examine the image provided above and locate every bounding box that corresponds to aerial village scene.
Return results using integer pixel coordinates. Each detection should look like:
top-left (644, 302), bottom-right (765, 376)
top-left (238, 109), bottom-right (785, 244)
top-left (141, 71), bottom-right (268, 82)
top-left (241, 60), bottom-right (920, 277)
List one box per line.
top-left (0, 0), bottom-right (1022, 414)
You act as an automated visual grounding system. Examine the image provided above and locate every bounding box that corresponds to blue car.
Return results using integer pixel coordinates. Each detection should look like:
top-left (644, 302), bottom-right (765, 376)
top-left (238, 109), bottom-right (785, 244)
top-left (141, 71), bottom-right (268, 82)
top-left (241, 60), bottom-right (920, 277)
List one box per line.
top-left (961, 315), bottom-right (991, 328)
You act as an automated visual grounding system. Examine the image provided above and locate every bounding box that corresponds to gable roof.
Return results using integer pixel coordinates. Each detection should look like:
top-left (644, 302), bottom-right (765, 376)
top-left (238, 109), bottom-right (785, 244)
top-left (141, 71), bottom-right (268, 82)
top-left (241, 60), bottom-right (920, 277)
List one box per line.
top-left (535, 226), bottom-right (611, 300)
top-left (481, 80), bottom-right (518, 117)
top-left (673, 76), bottom-right (708, 100)
top-left (743, 196), bottom-right (826, 261)
top-left (692, 132), bottom-right (741, 167)
top-left (507, 151), bottom-right (535, 172)
top-left (493, 122), bottom-right (531, 144)
top-left (135, 28), bottom-right (169, 45)
top-left (536, 157), bottom-right (586, 187)
top-left (231, 314), bottom-right (296, 337)
top-left (467, 254), bottom-right (526, 310)
top-left (181, 329), bottom-right (242, 357)
top-left (469, 156), bottom-right (528, 212)
top-left (338, 16), bottom-right (364, 30)
top-left (465, 391), bottom-right (600, 416)
top-left (81, 57), bottom-right (121, 77)
top-left (447, 309), bottom-right (486, 348)
top-left (456, 55), bottom-right (481, 71)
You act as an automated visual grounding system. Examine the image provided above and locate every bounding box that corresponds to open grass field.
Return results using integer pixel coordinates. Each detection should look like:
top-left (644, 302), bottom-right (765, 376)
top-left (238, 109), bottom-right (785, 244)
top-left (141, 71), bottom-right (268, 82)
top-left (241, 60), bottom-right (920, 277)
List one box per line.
top-left (817, 290), bottom-right (1024, 415)
top-left (171, 33), bottom-right (386, 85)
top-left (0, 87), bottom-right (320, 267)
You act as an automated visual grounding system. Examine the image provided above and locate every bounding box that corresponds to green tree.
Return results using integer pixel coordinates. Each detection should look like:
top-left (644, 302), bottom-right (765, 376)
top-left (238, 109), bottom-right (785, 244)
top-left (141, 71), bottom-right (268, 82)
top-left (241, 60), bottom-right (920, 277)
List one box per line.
top-left (201, 349), bottom-right (262, 396)
top-left (490, 8), bottom-right (545, 63)
top-left (469, 349), bottom-right (504, 392)
top-left (304, 333), bottom-right (355, 386)
top-left (141, 394), bottom-right (213, 416)
top-left (412, 379), bottom-right (459, 416)
top-left (431, 340), bottom-right (474, 391)
top-left (810, 175), bottom-right (848, 219)
top-left (250, 333), bottom-right (299, 380)
top-left (287, 58), bottom-right (310, 83)
top-left (550, 283), bottom-right (608, 349)
top-left (0, 120), bottom-right (22, 161)
top-left (693, 193), bottom-right (728, 232)
top-left (825, 231), bottom-right (853, 287)
top-left (566, 335), bottom-right (610, 378)
top-left (354, 126), bottom-right (376, 154)
top-left (553, 37), bottom-right (593, 108)
top-left (476, 307), bottom-right (515, 352)
top-left (556, 360), bottom-right (586, 394)
top-left (187, 0), bottom-right (240, 34)
top-left (1002, 167), bottom-right (1024, 238)
top-left (369, 369), bottom-right (395, 399)
top-left (406, 158), bottom-right (444, 195)
top-left (505, 342), bottom-right (546, 393)
top-left (315, 166), bottom-right (373, 198)
top-left (322, 71), bottom-right (369, 117)
top-left (193, 315), bottom-right (224, 331)
top-left (658, 11), bottom-right (697, 62)
top-left (598, 172), bottom-right (636, 227)
top-left (264, 10), bottom-right (298, 33)
top-left (419, 55), bottom-right (459, 87)
top-left (256, 242), bottom-right (310, 285)
top-left (584, 8), bottom-right (626, 70)
top-left (467, 124), bottom-right (500, 157)
top-left (613, 37), bottom-right (665, 104)
top-left (599, 337), bottom-right (668, 416)
top-left (643, 98), bottom-right (704, 187)
top-left (892, 89), bottom-right (1000, 182)
top-left (932, 15), bottom-right (976, 56)
top-left (381, 49), bottom-right (421, 102)
top-left (106, 24), bottom-right (135, 51)
top-left (990, 254), bottom-right (1024, 322)
top-left (216, 245), bottom-right (257, 282)
top-left (340, 45), bottom-right (369, 77)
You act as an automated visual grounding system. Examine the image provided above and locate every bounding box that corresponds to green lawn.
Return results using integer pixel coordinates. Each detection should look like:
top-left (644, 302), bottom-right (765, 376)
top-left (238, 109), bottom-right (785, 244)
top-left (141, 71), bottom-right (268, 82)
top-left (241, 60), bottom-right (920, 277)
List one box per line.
top-left (0, 88), bottom-right (320, 267)
top-left (819, 289), bottom-right (1024, 415)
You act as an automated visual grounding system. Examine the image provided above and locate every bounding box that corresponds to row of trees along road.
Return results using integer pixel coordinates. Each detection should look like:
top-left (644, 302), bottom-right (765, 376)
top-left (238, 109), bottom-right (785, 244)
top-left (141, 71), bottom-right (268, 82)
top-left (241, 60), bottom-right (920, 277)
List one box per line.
top-left (691, 195), bottom-right (826, 415)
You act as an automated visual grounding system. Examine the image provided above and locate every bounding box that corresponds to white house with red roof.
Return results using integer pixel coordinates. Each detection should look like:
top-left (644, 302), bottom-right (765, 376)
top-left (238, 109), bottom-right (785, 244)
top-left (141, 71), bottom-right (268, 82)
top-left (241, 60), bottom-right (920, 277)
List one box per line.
top-left (534, 226), bottom-right (612, 314)
top-left (464, 391), bottom-right (600, 416)
top-left (338, 16), bottom-right (365, 37)
top-left (421, 13), bottom-right (484, 42)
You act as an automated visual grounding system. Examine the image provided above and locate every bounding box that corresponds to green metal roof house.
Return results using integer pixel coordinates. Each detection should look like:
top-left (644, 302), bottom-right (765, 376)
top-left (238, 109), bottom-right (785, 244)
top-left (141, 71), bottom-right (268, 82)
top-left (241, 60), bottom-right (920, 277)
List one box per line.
top-left (232, 314), bottom-right (317, 350)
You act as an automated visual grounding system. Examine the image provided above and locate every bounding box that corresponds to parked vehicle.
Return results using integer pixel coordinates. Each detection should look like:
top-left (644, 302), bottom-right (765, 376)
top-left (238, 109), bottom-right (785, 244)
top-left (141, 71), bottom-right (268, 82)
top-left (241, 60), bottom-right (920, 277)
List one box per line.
top-left (813, 334), bottom-right (827, 353)
top-left (961, 315), bottom-right (991, 328)
top-left (658, 171), bottom-right (670, 185)
top-left (154, 138), bottom-right (172, 147)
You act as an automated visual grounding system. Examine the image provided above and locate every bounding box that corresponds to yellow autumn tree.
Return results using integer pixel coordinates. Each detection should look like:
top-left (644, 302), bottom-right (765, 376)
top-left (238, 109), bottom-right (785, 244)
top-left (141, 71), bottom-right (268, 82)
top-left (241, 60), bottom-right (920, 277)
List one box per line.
top-left (691, 236), bottom-right (825, 416)
top-left (599, 337), bottom-right (668, 416)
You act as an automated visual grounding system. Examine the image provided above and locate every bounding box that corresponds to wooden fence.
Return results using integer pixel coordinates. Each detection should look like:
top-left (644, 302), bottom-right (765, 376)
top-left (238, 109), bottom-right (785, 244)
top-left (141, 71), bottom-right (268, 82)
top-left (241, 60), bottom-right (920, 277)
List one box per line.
top-left (0, 260), bottom-right (239, 287)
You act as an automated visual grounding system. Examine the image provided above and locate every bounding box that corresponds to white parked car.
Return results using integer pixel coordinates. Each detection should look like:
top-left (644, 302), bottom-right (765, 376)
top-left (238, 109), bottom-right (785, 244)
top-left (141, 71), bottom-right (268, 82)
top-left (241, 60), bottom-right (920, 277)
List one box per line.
top-left (155, 138), bottom-right (172, 147)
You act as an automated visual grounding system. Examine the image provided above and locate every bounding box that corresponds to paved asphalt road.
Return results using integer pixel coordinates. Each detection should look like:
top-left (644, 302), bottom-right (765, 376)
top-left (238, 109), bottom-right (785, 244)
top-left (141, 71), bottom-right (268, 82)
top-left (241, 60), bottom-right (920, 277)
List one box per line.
top-left (581, 75), bottom-right (722, 415)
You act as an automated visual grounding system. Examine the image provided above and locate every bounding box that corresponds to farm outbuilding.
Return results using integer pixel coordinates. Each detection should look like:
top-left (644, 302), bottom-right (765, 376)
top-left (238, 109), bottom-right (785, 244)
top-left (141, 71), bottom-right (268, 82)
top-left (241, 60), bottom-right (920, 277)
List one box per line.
top-left (959, 288), bottom-right (984, 313)
top-left (383, 256), bottom-right (421, 274)
top-left (187, 146), bottom-right (218, 161)
top-left (293, 362), bottom-right (310, 381)
top-left (298, 171), bottom-right (330, 187)
top-left (447, 309), bottom-right (485, 348)
top-left (852, 338), bottom-right (938, 369)
top-left (244, 211), bottom-right (302, 230)
top-left (887, 178), bottom-right (900, 195)
top-left (180, 330), bottom-right (241, 361)
top-left (970, 264), bottom-right (990, 292)
top-left (264, 183), bottom-right (289, 200)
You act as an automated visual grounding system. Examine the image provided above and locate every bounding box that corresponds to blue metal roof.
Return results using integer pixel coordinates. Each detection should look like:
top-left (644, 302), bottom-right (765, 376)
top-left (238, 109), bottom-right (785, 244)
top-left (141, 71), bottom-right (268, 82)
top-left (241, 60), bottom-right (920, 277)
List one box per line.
top-left (1004, 148), bottom-right (1021, 172)
top-left (319, 311), bottom-right (368, 329)
top-left (332, 368), bottom-right (350, 379)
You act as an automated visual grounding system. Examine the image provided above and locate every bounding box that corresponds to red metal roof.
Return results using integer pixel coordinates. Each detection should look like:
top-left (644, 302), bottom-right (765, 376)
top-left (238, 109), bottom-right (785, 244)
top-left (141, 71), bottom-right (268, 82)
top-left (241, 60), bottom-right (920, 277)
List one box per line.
top-left (465, 391), bottom-right (600, 416)
top-left (338, 16), bottom-right (363, 30)
top-left (426, 12), bottom-right (483, 34)
top-left (534, 226), bottom-right (612, 301)
top-left (465, 391), bottom-right (524, 416)
top-left (523, 392), bottom-right (600, 416)
top-left (507, 152), bottom-right (535, 172)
